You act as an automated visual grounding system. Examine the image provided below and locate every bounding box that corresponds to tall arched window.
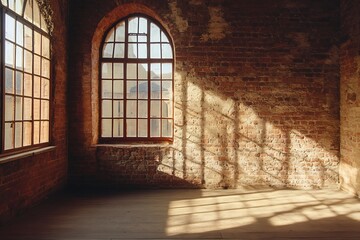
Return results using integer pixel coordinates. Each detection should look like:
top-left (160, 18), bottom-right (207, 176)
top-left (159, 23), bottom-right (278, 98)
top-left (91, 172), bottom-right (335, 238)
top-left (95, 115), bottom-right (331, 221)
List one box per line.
top-left (100, 15), bottom-right (174, 142)
top-left (1, 0), bottom-right (51, 154)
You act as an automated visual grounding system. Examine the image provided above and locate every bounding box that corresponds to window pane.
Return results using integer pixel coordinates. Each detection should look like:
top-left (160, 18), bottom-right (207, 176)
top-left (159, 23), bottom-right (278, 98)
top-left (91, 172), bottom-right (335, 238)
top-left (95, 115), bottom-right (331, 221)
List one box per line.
top-left (40, 121), bottom-right (49, 143)
top-left (113, 80), bottom-right (124, 99)
top-left (5, 123), bottom-right (14, 150)
top-left (15, 97), bottom-right (23, 120)
top-left (102, 119), bottom-right (112, 137)
top-left (41, 78), bottom-right (50, 99)
top-left (23, 98), bottom-right (32, 120)
top-left (24, 1), bottom-right (33, 24)
top-left (102, 100), bottom-right (112, 117)
top-left (34, 99), bottom-right (40, 120)
top-left (161, 32), bottom-right (169, 43)
top-left (128, 17), bottom-right (138, 33)
top-left (138, 64), bottom-right (148, 79)
top-left (34, 31), bottom-right (41, 55)
top-left (127, 81), bottom-right (137, 99)
top-left (15, 122), bottom-right (22, 148)
top-left (138, 81), bottom-right (148, 99)
top-left (128, 35), bottom-right (136, 43)
top-left (5, 41), bottom-right (15, 67)
top-left (16, 46), bottom-right (23, 70)
top-left (41, 100), bottom-right (49, 120)
top-left (34, 55), bottom-right (41, 75)
top-left (113, 100), bottom-right (123, 117)
top-left (24, 74), bottom-right (32, 96)
top-left (102, 63), bottom-right (112, 79)
top-left (126, 119), bottom-right (136, 137)
top-left (150, 63), bottom-right (160, 79)
top-left (42, 36), bottom-right (50, 58)
top-left (150, 23), bottom-right (160, 42)
top-left (113, 63), bottom-right (123, 79)
top-left (162, 119), bottom-right (172, 137)
top-left (16, 71), bottom-right (23, 95)
top-left (138, 44), bottom-right (147, 58)
top-left (42, 58), bottom-right (50, 78)
top-left (150, 119), bottom-right (160, 137)
top-left (105, 28), bottom-right (115, 42)
top-left (24, 50), bottom-right (32, 73)
top-left (15, 0), bottom-right (24, 15)
top-left (102, 43), bottom-right (113, 58)
top-left (16, 21), bottom-right (24, 46)
top-left (9, 0), bottom-right (15, 9)
top-left (5, 95), bottom-right (15, 121)
top-left (162, 44), bottom-right (173, 59)
top-left (40, 14), bottom-right (48, 33)
top-left (34, 121), bottom-right (40, 144)
top-left (24, 26), bottom-right (32, 50)
top-left (162, 81), bottom-right (172, 99)
top-left (162, 100), bottom-right (172, 118)
top-left (34, 76), bottom-right (40, 98)
top-left (126, 63), bottom-right (137, 79)
top-left (151, 81), bottom-right (161, 99)
top-left (5, 68), bottom-right (14, 94)
top-left (139, 18), bottom-right (147, 34)
top-left (138, 100), bottom-right (148, 118)
top-left (150, 44), bottom-right (161, 58)
top-left (138, 119), bottom-right (147, 137)
top-left (23, 122), bottom-right (32, 146)
top-left (2, 0), bottom-right (7, 6)
top-left (5, 14), bottom-right (15, 41)
top-left (113, 119), bottom-right (123, 137)
top-left (33, 1), bottom-right (41, 28)
top-left (102, 80), bottom-right (112, 99)
top-left (162, 63), bottom-right (173, 79)
top-left (150, 101), bottom-right (161, 117)
top-left (126, 100), bottom-right (137, 118)
top-left (114, 43), bottom-right (124, 58)
top-left (115, 22), bottom-right (125, 42)
top-left (128, 43), bottom-right (137, 58)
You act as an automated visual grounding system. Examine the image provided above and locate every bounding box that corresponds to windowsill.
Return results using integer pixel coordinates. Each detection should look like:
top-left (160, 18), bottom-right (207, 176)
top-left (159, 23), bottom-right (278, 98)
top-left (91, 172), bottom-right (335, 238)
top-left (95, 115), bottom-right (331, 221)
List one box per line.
top-left (93, 143), bottom-right (172, 148)
top-left (0, 146), bottom-right (56, 164)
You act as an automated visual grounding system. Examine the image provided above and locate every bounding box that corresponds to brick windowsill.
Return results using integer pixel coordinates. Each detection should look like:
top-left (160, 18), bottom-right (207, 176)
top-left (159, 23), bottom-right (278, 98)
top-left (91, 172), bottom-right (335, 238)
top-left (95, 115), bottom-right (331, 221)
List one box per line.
top-left (0, 146), bottom-right (56, 164)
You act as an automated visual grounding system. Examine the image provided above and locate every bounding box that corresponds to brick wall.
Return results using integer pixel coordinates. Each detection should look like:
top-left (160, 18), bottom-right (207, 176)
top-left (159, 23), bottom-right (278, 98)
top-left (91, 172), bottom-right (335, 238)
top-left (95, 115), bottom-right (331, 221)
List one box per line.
top-left (340, 0), bottom-right (360, 196)
top-left (0, 0), bottom-right (68, 223)
top-left (69, 0), bottom-right (340, 189)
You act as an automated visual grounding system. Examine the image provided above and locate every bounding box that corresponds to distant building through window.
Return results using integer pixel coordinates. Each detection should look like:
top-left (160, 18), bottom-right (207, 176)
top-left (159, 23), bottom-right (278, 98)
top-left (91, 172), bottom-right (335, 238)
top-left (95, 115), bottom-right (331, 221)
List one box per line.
top-left (100, 15), bottom-right (174, 141)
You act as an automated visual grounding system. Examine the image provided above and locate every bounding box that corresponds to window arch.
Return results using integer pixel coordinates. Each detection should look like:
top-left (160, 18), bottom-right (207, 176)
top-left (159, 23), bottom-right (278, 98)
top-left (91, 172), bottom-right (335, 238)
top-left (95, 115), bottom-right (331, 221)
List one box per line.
top-left (1, 0), bottom-right (51, 154)
top-left (100, 15), bottom-right (174, 142)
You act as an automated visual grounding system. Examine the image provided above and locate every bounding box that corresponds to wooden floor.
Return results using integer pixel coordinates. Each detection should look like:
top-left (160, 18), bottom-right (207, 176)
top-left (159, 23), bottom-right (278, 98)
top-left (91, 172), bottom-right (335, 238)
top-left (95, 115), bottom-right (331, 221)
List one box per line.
top-left (1, 189), bottom-right (360, 239)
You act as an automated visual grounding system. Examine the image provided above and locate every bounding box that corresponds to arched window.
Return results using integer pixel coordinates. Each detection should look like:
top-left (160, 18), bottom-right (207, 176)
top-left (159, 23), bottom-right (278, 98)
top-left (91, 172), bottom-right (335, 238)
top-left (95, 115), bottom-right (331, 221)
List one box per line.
top-left (1, 0), bottom-right (51, 154)
top-left (100, 15), bottom-right (174, 142)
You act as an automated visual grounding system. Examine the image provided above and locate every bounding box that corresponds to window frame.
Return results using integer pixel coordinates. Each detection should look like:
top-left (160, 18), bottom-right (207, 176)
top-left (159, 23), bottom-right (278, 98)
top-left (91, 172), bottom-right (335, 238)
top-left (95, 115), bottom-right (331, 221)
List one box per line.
top-left (0, 0), bottom-right (52, 157)
top-left (99, 14), bottom-right (174, 143)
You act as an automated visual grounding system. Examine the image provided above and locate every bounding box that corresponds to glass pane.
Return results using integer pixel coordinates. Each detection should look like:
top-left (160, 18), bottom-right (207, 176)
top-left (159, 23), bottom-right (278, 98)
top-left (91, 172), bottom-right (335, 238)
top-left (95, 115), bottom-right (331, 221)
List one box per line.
top-left (42, 36), bottom-right (50, 58)
top-left (34, 76), bottom-right (40, 98)
top-left (5, 68), bottom-right (14, 94)
top-left (16, 46), bottom-right (23, 70)
top-left (15, 97), bottom-right (23, 120)
top-left (102, 43), bottom-right (113, 58)
top-left (128, 43), bottom-right (137, 58)
top-left (102, 119), bottom-right (112, 137)
top-left (34, 99), bottom-right (40, 120)
top-left (162, 100), bottom-right (172, 118)
top-left (1, 0), bottom-right (7, 6)
top-left (34, 31), bottom-right (41, 55)
top-left (16, 71), bottom-right (23, 95)
top-left (5, 123), bottom-right (14, 150)
top-left (162, 63), bottom-right (172, 79)
top-left (34, 121), bottom-right (40, 144)
top-left (24, 26), bottom-right (32, 50)
top-left (138, 119), bottom-right (147, 137)
top-left (23, 98), bottom-right (32, 120)
top-left (105, 28), bottom-right (115, 42)
top-left (102, 63), bottom-right (112, 79)
top-left (24, 74), bottom-right (32, 96)
top-left (150, 119), bottom-right (160, 137)
top-left (138, 44), bottom-right (147, 59)
top-left (24, 0), bottom-right (32, 23)
top-left (41, 78), bottom-right (50, 99)
top-left (161, 32), bottom-right (169, 43)
top-left (126, 63), bottom-right (137, 79)
top-left (162, 44), bottom-right (173, 59)
top-left (150, 23), bottom-right (160, 42)
top-left (5, 41), bottom-right (15, 67)
top-left (9, 0), bottom-right (15, 11)
top-left (15, 0), bottom-right (23, 14)
top-left (126, 81), bottom-right (137, 99)
top-left (5, 95), bottom-right (15, 121)
top-left (150, 44), bottom-right (161, 58)
top-left (23, 122), bottom-right (32, 146)
top-left (113, 119), bottom-right (123, 137)
top-left (15, 122), bottom-right (22, 148)
top-left (150, 63), bottom-right (160, 79)
top-left (139, 18), bottom-right (147, 34)
top-left (151, 81), bottom-right (161, 99)
top-left (128, 17), bottom-right (138, 33)
top-left (138, 35), bottom-right (147, 42)
top-left (126, 100), bottom-right (137, 118)
top-left (41, 100), bottom-right (49, 120)
top-left (128, 35), bottom-right (136, 43)
top-left (162, 119), bottom-right (172, 137)
top-left (114, 43), bottom-right (124, 58)
top-left (115, 22), bottom-right (125, 42)
top-left (138, 101), bottom-right (148, 118)
top-left (126, 119), bottom-right (136, 137)
top-left (24, 50), bottom-right (32, 73)
top-left (162, 81), bottom-right (172, 99)
top-left (16, 21), bottom-right (24, 46)
top-left (42, 58), bottom-right (50, 78)
top-left (138, 64), bottom-right (148, 79)
top-left (5, 14), bottom-right (15, 41)
top-left (101, 80), bottom-right (112, 99)
top-left (113, 100), bottom-right (123, 117)
top-left (113, 63), bottom-right (123, 79)
top-left (138, 81), bottom-right (148, 99)
top-left (33, 0), bottom-right (41, 28)
top-left (102, 100), bottom-right (112, 117)
top-left (40, 15), bottom-right (48, 33)
top-left (113, 80), bottom-right (124, 99)
top-left (34, 55), bottom-right (41, 75)
top-left (150, 101), bottom-right (161, 117)
top-left (40, 121), bottom-right (49, 143)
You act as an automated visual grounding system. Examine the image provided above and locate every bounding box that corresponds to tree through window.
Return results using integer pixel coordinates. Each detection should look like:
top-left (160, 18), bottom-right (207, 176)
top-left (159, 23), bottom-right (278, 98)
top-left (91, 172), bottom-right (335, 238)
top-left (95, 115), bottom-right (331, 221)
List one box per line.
top-left (100, 15), bottom-right (174, 141)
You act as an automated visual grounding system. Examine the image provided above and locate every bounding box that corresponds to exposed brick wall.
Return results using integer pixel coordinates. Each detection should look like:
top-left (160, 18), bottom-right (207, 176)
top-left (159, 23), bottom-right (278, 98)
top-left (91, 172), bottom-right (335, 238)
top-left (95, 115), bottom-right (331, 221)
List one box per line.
top-left (0, 0), bottom-right (68, 223)
top-left (69, 0), bottom-right (340, 189)
top-left (339, 0), bottom-right (360, 196)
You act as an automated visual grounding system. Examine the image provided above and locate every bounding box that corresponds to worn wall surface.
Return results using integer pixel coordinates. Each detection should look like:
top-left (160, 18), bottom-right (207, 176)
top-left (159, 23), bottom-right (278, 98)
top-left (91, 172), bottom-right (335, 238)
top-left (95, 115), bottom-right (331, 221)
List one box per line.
top-left (0, 0), bottom-right (68, 223)
top-left (69, 0), bottom-right (340, 189)
top-left (340, 0), bottom-right (360, 196)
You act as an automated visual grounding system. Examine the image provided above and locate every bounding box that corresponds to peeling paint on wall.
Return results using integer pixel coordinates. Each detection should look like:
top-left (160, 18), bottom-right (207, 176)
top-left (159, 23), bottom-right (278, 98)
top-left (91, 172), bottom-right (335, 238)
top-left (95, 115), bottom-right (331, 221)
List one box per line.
top-left (168, 0), bottom-right (188, 33)
top-left (201, 6), bottom-right (229, 42)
